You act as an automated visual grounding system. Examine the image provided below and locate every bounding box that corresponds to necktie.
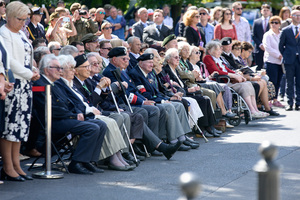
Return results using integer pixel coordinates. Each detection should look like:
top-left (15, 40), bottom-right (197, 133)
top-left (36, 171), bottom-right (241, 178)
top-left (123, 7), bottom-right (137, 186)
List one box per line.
top-left (82, 83), bottom-right (91, 95)
top-left (296, 26), bottom-right (299, 43)
top-left (263, 18), bottom-right (267, 32)
top-left (156, 25), bottom-right (161, 36)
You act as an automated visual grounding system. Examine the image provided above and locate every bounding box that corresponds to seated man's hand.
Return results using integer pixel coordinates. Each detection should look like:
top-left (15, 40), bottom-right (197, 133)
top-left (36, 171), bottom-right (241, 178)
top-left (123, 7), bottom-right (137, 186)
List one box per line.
top-left (77, 113), bottom-right (84, 121)
top-left (143, 100), bottom-right (155, 105)
top-left (92, 107), bottom-right (101, 115)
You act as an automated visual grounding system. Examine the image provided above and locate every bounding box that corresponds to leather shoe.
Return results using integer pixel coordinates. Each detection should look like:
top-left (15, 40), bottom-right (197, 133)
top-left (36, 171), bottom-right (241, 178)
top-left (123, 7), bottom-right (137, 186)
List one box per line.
top-left (185, 136), bottom-right (199, 144)
top-left (1, 168), bottom-right (25, 181)
top-left (178, 144), bottom-right (191, 151)
top-left (19, 174), bottom-right (33, 180)
top-left (206, 126), bottom-right (221, 137)
top-left (108, 164), bottom-right (129, 171)
top-left (183, 140), bottom-right (199, 149)
top-left (286, 105), bottom-right (293, 111)
top-left (24, 148), bottom-right (42, 157)
top-left (132, 143), bottom-right (146, 157)
top-left (162, 140), bottom-right (182, 160)
top-left (83, 162), bottom-right (104, 173)
top-left (223, 112), bottom-right (237, 119)
top-left (295, 105), bottom-right (300, 111)
top-left (125, 164), bottom-right (136, 170)
top-left (151, 150), bottom-right (163, 157)
top-left (122, 152), bottom-right (140, 166)
top-left (265, 109), bottom-right (279, 116)
top-left (68, 161), bottom-right (93, 175)
top-left (202, 130), bottom-right (214, 138)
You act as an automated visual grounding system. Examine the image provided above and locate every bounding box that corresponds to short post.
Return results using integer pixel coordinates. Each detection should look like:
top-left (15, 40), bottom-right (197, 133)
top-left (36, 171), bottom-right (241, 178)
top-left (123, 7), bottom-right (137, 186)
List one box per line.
top-left (253, 141), bottom-right (281, 200)
top-left (178, 172), bottom-right (201, 200)
top-left (33, 85), bottom-right (64, 179)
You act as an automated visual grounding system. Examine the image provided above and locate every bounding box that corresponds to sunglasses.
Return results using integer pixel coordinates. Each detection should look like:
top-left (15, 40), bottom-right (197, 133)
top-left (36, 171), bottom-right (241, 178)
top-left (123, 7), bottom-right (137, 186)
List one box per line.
top-left (103, 27), bottom-right (113, 30)
top-left (199, 13), bottom-right (207, 15)
top-left (194, 15), bottom-right (200, 18)
top-left (270, 21), bottom-right (280, 24)
top-left (99, 11), bottom-right (106, 15)
top-left (235, 7), bottom-right (243, 10)
top-left (193, 51), bottom-right (201, 55)
top-left (102, 47), bottom-right (112, 51)
top-left (0, 2), bottom-right (5, 7)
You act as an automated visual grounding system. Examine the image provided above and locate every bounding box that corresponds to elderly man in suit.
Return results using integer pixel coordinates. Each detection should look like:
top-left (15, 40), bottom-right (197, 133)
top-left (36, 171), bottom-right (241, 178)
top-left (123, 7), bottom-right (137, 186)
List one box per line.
top-left (279, 10), bottom-right (300, 111)
top-left (33, 54), bottom-right (106, 174)
top-left (252, 4), bottom-right (271, 71)
top-left (128, 53), bottom-right (195, 151)
top-left (132, 7), bottom-right (152, 42)
top-left (143, 9), bottom-right (173, 46)
top-left (128, 36), bottom-right (141, 71)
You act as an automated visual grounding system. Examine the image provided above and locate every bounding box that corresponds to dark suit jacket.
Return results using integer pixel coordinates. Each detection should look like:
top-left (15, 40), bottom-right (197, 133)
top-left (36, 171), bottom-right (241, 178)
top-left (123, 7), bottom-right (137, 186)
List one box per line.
top-left (183, 26), bottom-right (206, 47)
top-left (102, 63), bottom-right (146, 105)
top-left (128, 65), bottom-right (168, 103)
top-left (252, 17), bottom-right (269, 53)
top-left (33, 76), bottom-right (81, 134)
top-left (132, 20), bottom-right (152, 42)
top-left (129, 53), bottom-right (138, 72)
top-left (142, 23), bottom-right (173, 45)
top-left (221, 52), bottom-right (243, 70)
top-left (27, 22), bottom-right (46, 41)
top-left (279, 25), bottom-right (300, 65)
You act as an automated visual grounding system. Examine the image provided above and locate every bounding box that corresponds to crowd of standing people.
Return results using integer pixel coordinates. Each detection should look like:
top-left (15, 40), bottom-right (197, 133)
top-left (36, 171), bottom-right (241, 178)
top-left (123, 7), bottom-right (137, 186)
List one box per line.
top-left (0, 0), bottom-right (297, 184)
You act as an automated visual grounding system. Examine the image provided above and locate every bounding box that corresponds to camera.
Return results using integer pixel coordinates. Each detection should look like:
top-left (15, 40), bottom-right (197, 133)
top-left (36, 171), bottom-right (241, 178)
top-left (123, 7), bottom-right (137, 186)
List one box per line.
top-left (79, 10), bottom-right (87, 15)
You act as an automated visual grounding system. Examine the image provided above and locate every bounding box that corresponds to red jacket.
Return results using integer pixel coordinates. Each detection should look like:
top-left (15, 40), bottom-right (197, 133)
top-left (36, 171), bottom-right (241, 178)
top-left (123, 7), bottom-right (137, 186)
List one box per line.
top-left (203, 55), bottom-right (235, 75)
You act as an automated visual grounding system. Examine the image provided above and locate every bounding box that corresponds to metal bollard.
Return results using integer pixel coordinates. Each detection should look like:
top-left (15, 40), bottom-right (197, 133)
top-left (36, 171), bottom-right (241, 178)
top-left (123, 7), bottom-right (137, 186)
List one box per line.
top-left (33, 85), bottom-right (64, 179)
top-left (178, 172), bottom-right (201, 200)
top-left (253, 141), bottom-right (281, 200)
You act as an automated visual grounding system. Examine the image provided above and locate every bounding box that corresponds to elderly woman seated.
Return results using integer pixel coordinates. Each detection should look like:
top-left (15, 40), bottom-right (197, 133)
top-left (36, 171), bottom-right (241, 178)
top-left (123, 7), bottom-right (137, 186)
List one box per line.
top-left (203, 41), bottom-right (269, 119)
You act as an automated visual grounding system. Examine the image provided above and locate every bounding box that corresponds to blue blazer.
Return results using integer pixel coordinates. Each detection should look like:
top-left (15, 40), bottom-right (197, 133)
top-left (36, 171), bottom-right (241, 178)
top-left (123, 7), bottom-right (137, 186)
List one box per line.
top-left (279, 25), bottom-right (300, 65)
top-left (33, 76), bottom-right (81, 134)
top-left (128, 65), bottom-right (168, 103)
top-left (102, 63), bottom-right (146, 105)
top-left (252, 18), bottom-right (269, 53)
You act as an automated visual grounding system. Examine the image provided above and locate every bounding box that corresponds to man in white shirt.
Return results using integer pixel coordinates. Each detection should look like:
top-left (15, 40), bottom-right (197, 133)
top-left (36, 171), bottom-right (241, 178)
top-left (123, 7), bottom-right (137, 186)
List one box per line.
top-left (232, 2), bottom-right (251, 43)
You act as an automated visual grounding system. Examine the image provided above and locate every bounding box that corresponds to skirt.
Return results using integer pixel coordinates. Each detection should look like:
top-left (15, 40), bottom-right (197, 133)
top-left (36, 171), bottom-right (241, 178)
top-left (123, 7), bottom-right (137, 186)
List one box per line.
top-left (0, 79), bottom-right (32, 142)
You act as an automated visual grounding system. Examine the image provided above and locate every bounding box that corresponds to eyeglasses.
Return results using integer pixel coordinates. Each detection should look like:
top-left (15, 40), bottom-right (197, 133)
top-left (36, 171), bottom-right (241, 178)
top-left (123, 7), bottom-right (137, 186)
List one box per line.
top-left (199, 13), bottom-right (207, 15)
top-left (172, 56), bottom-right (180, 60)
top-left (0, 2), bottom-right (6, 7)
top-left (103, 27), bottom-right (113, 30)
top-left (159, 52), bottom-right (165, 57)
top-left (15, 17), bottom-right (28, 22)
top-left (65, 66), bottom-right (75, 70)
top-left (194, 15), bottom-right (200, 18)
top-left (225, 13), bottom-right (232, 16)
top-left (49, 66), bottom-right (63, 71)
top-left (79, 65), bottom-right (91, 69)
top-left (292, 14), bottom-right (300, 17)
top-left (99, 11), bottom-right (106, 15)
top-left (102, 47), bottom-right (112, 51)
top-left (54, 48), bottom-right (61, 51)
top-left (193, 51), bottom-right (201, 55)
top-left (235, 7), bottom-right (243, 10)
top-left (270, 21), bottom-right (280, 24)
top-left (91, 62), bottom-right (100, 66)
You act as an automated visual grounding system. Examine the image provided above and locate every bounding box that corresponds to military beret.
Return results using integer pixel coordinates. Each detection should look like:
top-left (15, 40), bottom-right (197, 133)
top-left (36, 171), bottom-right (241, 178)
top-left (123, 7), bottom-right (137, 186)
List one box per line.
top-left (220, 37), bottom-right (232, 46)
top-left (162, 34), bottom-right (176, 47)
top-left (74, 54), bottom-right (88, 68)
top-left (108, 47), bottom-right (127, 58)
top-left (137, 53), bottom-right (154, 61)
top-left (81, 33), bottom-right (99, 44)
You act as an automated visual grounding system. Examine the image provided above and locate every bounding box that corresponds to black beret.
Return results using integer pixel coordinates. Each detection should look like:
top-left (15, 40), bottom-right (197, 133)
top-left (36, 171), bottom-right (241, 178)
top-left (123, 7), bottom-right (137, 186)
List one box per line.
top-left (108, 47), bottom-right (127, 58)
top-left (81, 33), bottom-right (99, 44)
top-left (137, 53), bottom-right (154, 61)
top-left (74, 54), bottom-right (88, 68)
top-left (220, 37), bottom-right (232, 46)
top-left (162, 34), bottom-right (176, 47)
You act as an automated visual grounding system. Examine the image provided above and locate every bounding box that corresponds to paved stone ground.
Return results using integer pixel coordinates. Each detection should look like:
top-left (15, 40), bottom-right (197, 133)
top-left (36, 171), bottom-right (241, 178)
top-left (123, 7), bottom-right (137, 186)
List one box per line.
top-left (0, 104), bottom-right (300, 200)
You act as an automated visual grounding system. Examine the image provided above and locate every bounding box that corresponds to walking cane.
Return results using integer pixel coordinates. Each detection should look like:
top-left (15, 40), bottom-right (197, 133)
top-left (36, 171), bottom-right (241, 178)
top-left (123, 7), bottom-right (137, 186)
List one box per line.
top-left (188, 113), bottom-right (208, 143)
top-left (112, 68), bottom-right (151, 157)
top-left (108, 83), bottom-right (138, 163)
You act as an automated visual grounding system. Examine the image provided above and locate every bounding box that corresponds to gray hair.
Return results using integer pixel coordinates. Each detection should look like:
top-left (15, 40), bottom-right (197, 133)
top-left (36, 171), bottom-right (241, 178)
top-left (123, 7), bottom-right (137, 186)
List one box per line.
top-left (178, 41), bottom-right (190, 55)
top-left (143, 48), bottom-right (158, 54)
top-left (127, 36), bottom-right (140, 44)
top-left (57, 55), bottom-right (76, 69)
top-left (205, 41), bottom-right (221, 55)
top-left (137, 7), bottom-right (147, 15)
top-left (39, 54), bottom-right (58, 74)
top-left (164, 48), bottom-right (179, 62)
top-left (34, 47), bottom-right (50, 66)
top-left (6, 1), bottom-right (30, 19)
top-left (48, 41), bottom-right (61, 53)
top-left (59, 45), bottom-right (79, 57)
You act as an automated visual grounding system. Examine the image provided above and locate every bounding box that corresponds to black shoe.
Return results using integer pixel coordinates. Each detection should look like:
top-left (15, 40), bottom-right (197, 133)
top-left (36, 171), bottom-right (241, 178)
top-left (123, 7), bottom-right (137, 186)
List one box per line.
top-left (122, 152), bottom-right (140, 166)
top-left (83, 162), bottom-right (104, 173)
top-left (162, 141), bottom-right (182, 160)
top-left (202, 130), bottom-right (214, 138)
top-left (183, 140), bottom-right (200, 149)
top-left (136, 155), bottom-right (146, 161)
top-left (185, 136), bottom-right (199, 144)
top-left (108, 164), bottom-right (129, 171)
top-left (223, 112), bottom-right (237, 119)
top-left (266, 109), bottom-right (280, 116)
top-left (68, 161), bottom-right (93, 175)
top-left (132, 143), bottom-right (147, 157)
top-left (211, 126), bottom-right (222, 135)
top-left (178, 144), bottom-right (191, 151)
top-left (206, 126), bottom-right (221, 137)
top-left (0, 168), bottom-right (25, 181)
top-left (151, 150), bottom-right (163, 157)
top-left (19, 174), bottom-right (33, 180)
top-left (286, 105), bottom-right (293, 111)
top-left (295, 105), bottom-right (300, 111)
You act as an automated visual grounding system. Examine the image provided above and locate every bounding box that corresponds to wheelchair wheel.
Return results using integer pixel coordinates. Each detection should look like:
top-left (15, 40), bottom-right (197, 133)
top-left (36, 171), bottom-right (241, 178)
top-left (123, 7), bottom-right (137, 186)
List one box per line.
top-left (228, 117), bottom-right (241, 126)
